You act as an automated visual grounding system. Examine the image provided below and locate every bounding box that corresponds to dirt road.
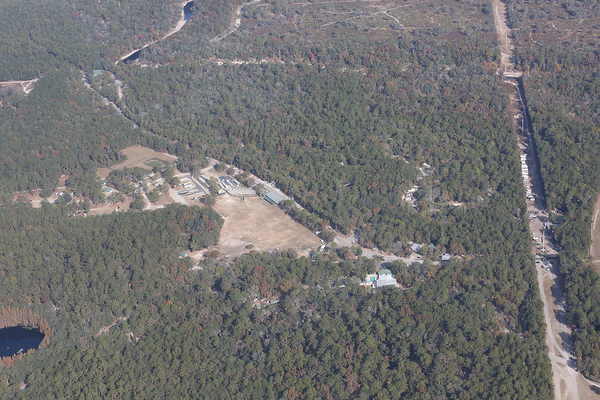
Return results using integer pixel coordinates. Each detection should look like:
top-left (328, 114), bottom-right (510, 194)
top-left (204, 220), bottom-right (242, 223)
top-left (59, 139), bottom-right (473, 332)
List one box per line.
top-left (537, 262), bottom-right (581, 400)
top-left (334, 232), bottom-right (431, 266)
top-left (115, 0), bottom-right (193, 64)
top-left (209, 0), bottom-right (262, 42)
top-left (491, 1), bottom-right (591, 398)
top-left (0, 77), bottom-right (39, 94)
top-left (492, 0), bottom-right (520, 76)
top-left (589, 196), bottom-right (600, 269)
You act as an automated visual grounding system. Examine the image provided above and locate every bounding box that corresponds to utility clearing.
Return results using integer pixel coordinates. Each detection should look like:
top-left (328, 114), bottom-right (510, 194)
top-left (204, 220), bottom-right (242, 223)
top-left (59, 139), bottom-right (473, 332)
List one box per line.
top-left (492, 0), bottom-right (596, 398)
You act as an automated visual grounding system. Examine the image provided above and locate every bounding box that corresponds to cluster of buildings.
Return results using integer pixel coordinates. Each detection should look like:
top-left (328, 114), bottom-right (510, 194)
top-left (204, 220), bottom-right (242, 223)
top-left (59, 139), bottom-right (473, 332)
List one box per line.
top-left (196, 174), bottom-right (241, 194)
top-left (403, 185), bottom-right (419, 205)
top-left (520, 153), bottom-right (532, 190)
top-left (217, 175), bottom-right (240, 190)
top-left (252, 297), bottom-right (280, 308)
top-left (181, 177), bottom-right (194, 190)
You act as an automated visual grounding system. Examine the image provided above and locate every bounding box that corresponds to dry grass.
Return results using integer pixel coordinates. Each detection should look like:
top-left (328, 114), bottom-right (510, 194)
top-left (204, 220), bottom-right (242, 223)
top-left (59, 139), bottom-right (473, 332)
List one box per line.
top-left (213, 194), bottom-right (321, 257)
top-left (237, 0), bottom-right (494, 44)
top-left (96, 146), bottom-right (178, 179)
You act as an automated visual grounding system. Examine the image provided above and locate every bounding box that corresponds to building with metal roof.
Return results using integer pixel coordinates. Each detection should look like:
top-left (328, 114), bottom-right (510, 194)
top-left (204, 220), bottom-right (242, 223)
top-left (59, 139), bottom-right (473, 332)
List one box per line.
top-left (263, 191), bottom-right (286, 205)
top-left (376, 269), bottom-right (397, 288)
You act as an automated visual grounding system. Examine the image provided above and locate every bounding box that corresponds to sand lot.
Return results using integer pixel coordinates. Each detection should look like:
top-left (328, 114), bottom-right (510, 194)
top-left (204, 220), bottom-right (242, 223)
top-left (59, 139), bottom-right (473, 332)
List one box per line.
top-left (213, 195), bottom-right (321, 257)
top-left (96, 146), bottom-right (178, 179)
top-left (590, 195), bottom-right (600, 272)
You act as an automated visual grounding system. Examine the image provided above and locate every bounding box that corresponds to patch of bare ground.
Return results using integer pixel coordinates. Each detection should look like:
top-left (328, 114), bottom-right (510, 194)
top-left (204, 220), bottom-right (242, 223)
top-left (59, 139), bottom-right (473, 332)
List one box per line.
top-left (589, 195), bottom-right (600, 273)
top-left (88, 199), bottom-right (133, 216)
top-left (144, 189), bottom-right (175, 210)
top-left (96, 316), bottom-right (128, 336)
top-left (96, 146), bottom-right (178, 179)
top-left (577, 374), bottom-right (600, 400)
top-left (0, 77), bottom-right (39, 94)
top-left (14, 191), bottom-right (45, 208)
top-left (212, 194), bottom-right (321, 258)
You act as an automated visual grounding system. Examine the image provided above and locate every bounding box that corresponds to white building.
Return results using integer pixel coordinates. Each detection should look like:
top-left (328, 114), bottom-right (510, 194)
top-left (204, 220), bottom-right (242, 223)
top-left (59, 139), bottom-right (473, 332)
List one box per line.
top-left (376, 269), bottom-right (397, 288)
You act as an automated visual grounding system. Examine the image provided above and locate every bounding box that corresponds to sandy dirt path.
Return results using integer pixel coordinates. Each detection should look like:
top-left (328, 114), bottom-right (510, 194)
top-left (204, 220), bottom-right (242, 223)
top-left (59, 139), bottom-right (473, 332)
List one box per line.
top-left (492, 0), bottom-right (521, 77)
top-left (492, 0), bottom-right (591, 398)
top-left (209, 0), bottom-right (262, 42)
top-left (589, 197), bottom-right (600, 269)
top-left (0, 77), bottom-right (40, 94)
top-left (116, 0), bottom-right (193, 64)
top-left (537, 263), bottom-right (581, 400)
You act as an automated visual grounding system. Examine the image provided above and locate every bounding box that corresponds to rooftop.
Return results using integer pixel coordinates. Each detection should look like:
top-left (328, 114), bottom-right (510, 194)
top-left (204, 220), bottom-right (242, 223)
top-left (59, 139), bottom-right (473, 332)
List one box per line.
top-left (263, 191), bottom-right (286, 205)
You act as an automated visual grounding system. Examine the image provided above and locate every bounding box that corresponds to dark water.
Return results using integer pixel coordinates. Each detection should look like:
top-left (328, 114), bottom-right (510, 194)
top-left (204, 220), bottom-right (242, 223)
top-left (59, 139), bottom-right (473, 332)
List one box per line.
top-left (123, 49), bottom-right (141, 63)
top-left (0, 326), bottom-right (44, 358)
top-left (184, 1), bottom-right (194, 21)
top-left (122, 2), bottom-right (193, 63)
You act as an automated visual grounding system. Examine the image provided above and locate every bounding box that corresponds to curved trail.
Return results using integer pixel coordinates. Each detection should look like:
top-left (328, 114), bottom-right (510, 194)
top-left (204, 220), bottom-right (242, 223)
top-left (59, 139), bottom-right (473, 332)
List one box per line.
top-left (80, 71), bottom-right (137, 128)
top-left (209, 0), bottom-right (262, 42)
top-left (115, 0), bottom-right (193, 64)
top-left (0, 77), bottom-right (40, 94)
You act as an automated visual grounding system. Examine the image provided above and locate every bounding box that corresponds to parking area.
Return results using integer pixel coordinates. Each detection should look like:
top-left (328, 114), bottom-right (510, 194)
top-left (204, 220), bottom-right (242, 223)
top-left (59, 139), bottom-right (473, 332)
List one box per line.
top-left (176, 174), bottom-right (207, 200)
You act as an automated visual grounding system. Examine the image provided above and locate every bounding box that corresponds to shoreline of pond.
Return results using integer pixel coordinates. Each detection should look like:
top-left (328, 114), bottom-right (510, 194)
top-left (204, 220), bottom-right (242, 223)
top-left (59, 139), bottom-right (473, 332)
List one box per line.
top-left (116, 0), bottom-right (194, 65)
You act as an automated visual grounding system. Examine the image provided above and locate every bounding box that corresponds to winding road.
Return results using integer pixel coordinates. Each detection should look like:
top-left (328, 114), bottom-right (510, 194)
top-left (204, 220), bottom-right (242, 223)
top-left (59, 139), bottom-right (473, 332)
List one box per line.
top-left (209, 0), bottom-right (262, 42)
top-left (115, 0), bottom-right (194, 64)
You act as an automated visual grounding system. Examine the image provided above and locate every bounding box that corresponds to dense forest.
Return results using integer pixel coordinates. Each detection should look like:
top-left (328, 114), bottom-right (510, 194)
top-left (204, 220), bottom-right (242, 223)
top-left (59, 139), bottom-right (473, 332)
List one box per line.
top-left (0, 205), bottom-right (551, 397)
top-left (0, 0), bottom-right (559, 396)
top-left (509, 1), bottom-right (600, 380)
top-left (0, 0), bottom-right (211, 80)
top-left (0, 68), bottom-right (147, 198)
top-left (120, 36), bottom-right (526, 254)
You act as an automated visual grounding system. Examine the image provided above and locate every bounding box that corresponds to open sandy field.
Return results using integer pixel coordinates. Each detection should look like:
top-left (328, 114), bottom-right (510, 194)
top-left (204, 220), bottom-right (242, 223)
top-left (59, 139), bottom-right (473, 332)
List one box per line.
top-left (590, 195), bottom-right (600, 271)
top-left (96, 146), bottom-right (178, 179)
top-left (88, 199), bottom-right (133, 216)
top-left (14, 176), bottom-right (70, 208)
top-left (213, 195), bottom-right (321, 257)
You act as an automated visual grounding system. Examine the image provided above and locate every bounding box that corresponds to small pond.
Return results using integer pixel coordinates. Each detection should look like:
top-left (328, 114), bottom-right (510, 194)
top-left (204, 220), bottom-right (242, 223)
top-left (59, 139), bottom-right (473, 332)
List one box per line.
top-left (123, 49), bottom-right (141, 63)
top-left (184, 1), bottom-right (195, 21)
top-left (0, 326), bottom-right (44, 358)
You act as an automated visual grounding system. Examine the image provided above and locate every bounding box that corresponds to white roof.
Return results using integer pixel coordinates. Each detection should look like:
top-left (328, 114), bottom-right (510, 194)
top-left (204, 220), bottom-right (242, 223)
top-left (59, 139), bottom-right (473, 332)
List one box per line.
top-left (376, 275), bottom-right (397, 288)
